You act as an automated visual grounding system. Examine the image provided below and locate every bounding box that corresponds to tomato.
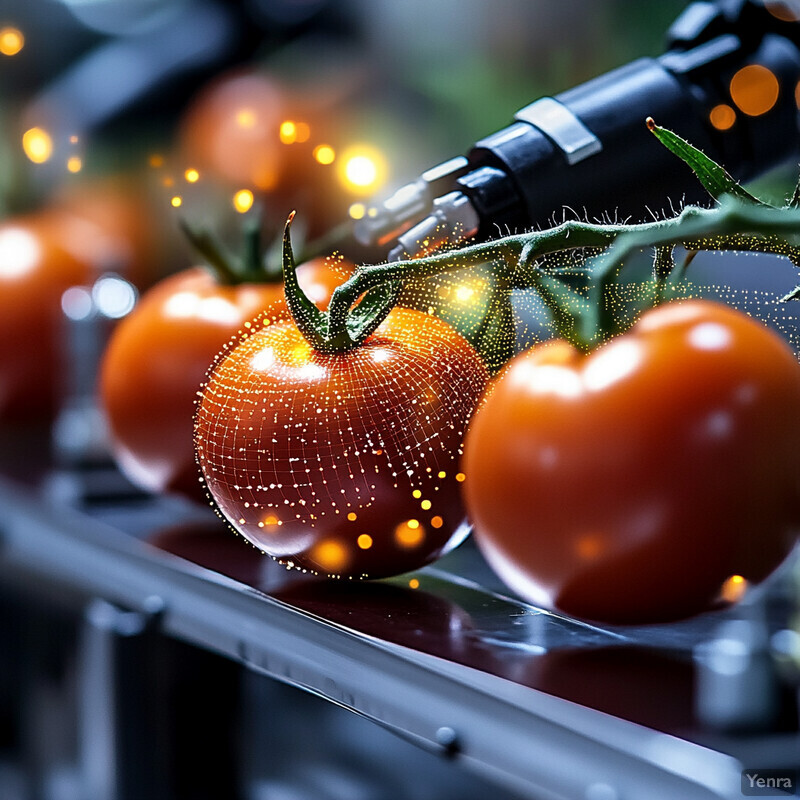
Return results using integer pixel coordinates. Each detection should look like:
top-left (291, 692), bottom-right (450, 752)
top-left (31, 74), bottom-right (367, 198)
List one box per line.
top-left (51, 174), bottom-right (166, 289)
top-left (179, 70), bottom-right (285, 190)
top-left (463, 299), bottom-right (800, 624)
top-left (195, 307), bottom-right (488, 579)
top-left (0, 214), bottom-right (94, 423)
top-left (99, 258), bottom-right (345, 500)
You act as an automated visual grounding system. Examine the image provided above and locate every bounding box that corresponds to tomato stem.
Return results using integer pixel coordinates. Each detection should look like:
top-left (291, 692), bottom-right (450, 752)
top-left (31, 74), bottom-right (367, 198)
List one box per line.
top-left (283, 119), bottom-right (800, 358)
top-left (282, 213), bottom-right (401, 353)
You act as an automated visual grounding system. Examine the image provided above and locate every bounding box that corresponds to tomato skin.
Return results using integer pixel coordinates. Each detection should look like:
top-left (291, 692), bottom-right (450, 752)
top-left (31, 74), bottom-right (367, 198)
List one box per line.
top-left (195, 308), bottom-right (488, 579)
top-left (463, 300), bottom-right (800, 624)
top-left (99, 258), bottom-right (344, 499)
top-left (0, 215), bottom-right (92, 423)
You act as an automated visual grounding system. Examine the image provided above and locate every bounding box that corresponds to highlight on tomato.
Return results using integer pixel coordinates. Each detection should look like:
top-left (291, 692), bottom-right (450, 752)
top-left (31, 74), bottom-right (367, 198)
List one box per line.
top-left (0, 213), bottom-right (99, 424)
top-left (463, 299), bottom-right (800, 624)
top-left (194, 217), bottom-right (488, 579)
top-left (99, 219), bottom-right (348, 500)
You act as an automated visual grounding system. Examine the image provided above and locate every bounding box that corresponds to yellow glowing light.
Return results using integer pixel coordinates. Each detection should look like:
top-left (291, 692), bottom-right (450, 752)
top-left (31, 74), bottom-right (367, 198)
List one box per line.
top-left (721, 574), bottom-right (749, 603)
top-left (0, 27), bottom-right (24, 57)
top-left (455, 472), bottom-right (466, 482)
top-left (437, 471), bottom-right (446, 479)
top-left (262, 513), bottom-right (281, 527)
top-left (233, 189), bottom-right (254, 213)
top-left (420, 499), bottom-right (432, 510)
top-left (22, 127), bottom-right (53, 164)
top-left (312, 539), bottom-right (349, 572)
top-left (412, 489), bottom-right (422, 499)
top-left (313, 144), bottom-right (336, 165)
top-left (170, 196), bottom-right (183, 208)
top-left (149, 153), bottom-right (164, 168)
top-left (729, 64), bottom-right (779, 116)
top-left (348, 202), bottom-right (365, 220)
top-left (408, 578), bottom-right (420, 589)
top-left (455, 284), bottom-right (475, 302)
top-left (279, 120), bottom-right (297, 144)
top-left (66, 156), bottom-right (82, 173)
top-left (346, 156), bottom-right (376, 186)
top-left (347, 512), bottom-right (357, 521)
top-left (430, 516), bottom-right (444, 529)
top-left (236, 108), bottom-right (257, 129)
top-left (338, 145), bottom-right (387, 194)
top-left (357, 534), bottom-right (373, 550)
top-left (709, 103), bottom-right (736, 131)
top-left (395, 519), bottom-right (425, 548)
top-left (185, 168), bottom-right (200, 183)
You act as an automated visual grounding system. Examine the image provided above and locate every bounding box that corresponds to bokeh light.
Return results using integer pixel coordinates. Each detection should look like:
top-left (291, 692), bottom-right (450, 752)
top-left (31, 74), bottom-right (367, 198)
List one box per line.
top-left (720, 574), bottom-right (748, 603)
top-left (729, 64), bottom-right (779, 116)
top-left (348, 202), bottom-right (365, 220)
top-left (709, 103), bottom-right (736, 130)
top-left (338, 145), bottom-right (387, 194)
top-left (279, 120), bottom-right (297, 144)
top-left (233, 189), bottom-right (254, 213)
top-left (22, 127), bottom-right (53, 164)
top-left (0, 27), bottom-right (24, 56)
top-left (313, 144), bottom-right (336, 165)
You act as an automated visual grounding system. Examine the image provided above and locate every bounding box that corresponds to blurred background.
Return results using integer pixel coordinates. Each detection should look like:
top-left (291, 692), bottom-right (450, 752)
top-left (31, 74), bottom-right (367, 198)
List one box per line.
top-left (0, 0), bottom-right (690, 281)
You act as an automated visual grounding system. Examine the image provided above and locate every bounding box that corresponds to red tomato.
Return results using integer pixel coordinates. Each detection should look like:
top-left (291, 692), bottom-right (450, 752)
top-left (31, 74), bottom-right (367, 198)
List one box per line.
top-left (195, 307), bottom-right (488, 579)
top-left (50, 174), bottom-right (166, 289)
top-left (179, 71), bottom-right (285, 190)
top-left (463, 300), bottom-right (800, 624)
top-left (0, 215), bottom-right (93, 423)
top-left (99, 258), bottom-right (346, 499)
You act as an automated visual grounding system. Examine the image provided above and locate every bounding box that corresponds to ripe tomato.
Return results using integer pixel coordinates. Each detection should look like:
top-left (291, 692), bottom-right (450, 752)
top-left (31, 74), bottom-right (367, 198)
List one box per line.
top-left (195, 307), bottom-right (488, 579)
top-left (99, 258), bottom-right (345, 499)
top-left (463, 299), bottom-right (800, 624)
top-left (50, 174), bottom-right (166, 290)
top-left (0, 214), bottom-right (94, 423)
top-left (179, 70), bottom-right (285, 190)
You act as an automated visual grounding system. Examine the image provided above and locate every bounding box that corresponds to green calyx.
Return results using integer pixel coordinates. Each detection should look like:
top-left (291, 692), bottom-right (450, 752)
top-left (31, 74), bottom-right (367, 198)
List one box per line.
top-left (180, 216), bottom-right (283, 286)
top-left (282, 212), bottom-right (401, 354)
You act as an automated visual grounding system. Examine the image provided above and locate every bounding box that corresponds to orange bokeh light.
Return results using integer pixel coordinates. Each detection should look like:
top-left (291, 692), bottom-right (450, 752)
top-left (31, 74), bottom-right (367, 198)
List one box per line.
top-left (729, 64), bottom-right (779, 117)
top-left (709, 103), bottom-right (736, 131)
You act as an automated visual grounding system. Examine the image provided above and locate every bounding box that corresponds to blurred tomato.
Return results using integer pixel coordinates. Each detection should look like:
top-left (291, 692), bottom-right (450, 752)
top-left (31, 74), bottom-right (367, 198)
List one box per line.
top-left (0, 214), bottom-right (94, 423)
top-left (99, 257), bottom-right (348, 500)
top-left (51, 175), bottom-right (166, 289)
top-left (179, 70), bottom-right (285, 191)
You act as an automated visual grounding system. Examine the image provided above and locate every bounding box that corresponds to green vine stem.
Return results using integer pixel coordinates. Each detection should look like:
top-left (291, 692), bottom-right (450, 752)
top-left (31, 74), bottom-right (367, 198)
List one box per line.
top-left (282, 118), bottom-right (800, 358)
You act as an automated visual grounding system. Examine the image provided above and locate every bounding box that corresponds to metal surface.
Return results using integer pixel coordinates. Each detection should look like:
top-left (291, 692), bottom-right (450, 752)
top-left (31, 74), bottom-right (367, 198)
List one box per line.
top-left (513, 97), bottom-right (602, 166)
top-left (2, 471), bottom-right (797, 799)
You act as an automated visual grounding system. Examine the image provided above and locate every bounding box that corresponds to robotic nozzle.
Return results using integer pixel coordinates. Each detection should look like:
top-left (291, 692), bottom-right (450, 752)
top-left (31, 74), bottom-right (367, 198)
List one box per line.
top-left (354, 157), bottom-right (477, 259)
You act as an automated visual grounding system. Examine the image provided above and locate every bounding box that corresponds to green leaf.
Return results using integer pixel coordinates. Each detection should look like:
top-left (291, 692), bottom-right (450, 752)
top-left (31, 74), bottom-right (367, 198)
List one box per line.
top-left (646, 118), bottom-right (767, 207)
